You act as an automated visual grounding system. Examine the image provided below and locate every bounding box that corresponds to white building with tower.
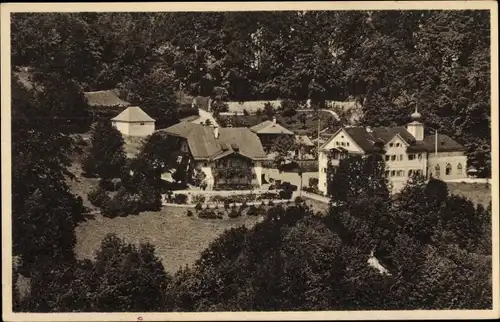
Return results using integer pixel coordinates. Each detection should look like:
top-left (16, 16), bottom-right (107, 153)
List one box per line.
top-left (317, 107), bottom-right (469, 195)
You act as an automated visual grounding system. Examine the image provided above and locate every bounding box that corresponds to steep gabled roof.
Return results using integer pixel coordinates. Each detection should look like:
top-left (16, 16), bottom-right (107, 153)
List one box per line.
top-left (218, 127), bottom-right (268, 160)
top-left (84, 89), bottom-right (130, 108)
top-left (161, 122), bottom-right (267, 161)
top-left (111, 106), bottom-right (155, 122)
top-left (372, 127), bottom-right (416, 145)
top-left (250, 120), bottom-right (294, 135)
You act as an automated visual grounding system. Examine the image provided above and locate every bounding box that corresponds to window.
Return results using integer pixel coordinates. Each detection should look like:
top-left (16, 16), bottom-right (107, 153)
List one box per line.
top-left (408, 154), bottom-right (415, 161)
top-left (385, 170), bottom-right (390, 177)
top-left (389, 143), bottom-right (394, 147)
top-left (323, 167), bottom-right (327, 173)
top-left (435, 165), bottom-right (440, 178)
top-left (341, 142), bottom-right (345, 146)
top-left (346, 142), bottom-right (350, 147)
top-left (385, 155), bottom-right (390, 161)
top-left (204, 162), bottom-right (208, 167)
top-left (397, 154), bottom-right (402, 161)
top-left (140, 122), bottom-right (145, 125)
top-left (445, 163), bottom-right (452, 176)
top-left (341, 135), bottom-right (344, 138)
top-left (391, 170), bottom-right (396, 177)
top-left (418, 153), bottom-right (422, 160)
top-left (457, 163), bottom-right (463, 175)
top-left (396, 143), bottom-right (401, 147)
top-left (391, 155), bottom-right (396, 161)
top-left (416, 170), bottom-right (421, 176)
top-left (336, 142), bottom-right (340, 146)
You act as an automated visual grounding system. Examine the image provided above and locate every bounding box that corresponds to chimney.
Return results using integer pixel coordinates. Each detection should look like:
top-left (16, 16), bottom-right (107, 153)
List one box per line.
top-left (213, 126), bottom-right (219, 139)
top-left (272, 116), bottom-right (277, 124)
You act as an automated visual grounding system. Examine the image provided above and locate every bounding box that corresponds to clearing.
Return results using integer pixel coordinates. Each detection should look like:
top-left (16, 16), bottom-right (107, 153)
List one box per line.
top-left (75, 207), bottom-right (262, 274)
top-left (447, 182), bottom-right (491, 207)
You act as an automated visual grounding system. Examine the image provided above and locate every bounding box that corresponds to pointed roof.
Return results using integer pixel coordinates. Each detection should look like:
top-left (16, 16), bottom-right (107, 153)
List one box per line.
top-left (111, 106), bottom-right (155, 122)
top-left (250, 120), bottom-right (294, 135)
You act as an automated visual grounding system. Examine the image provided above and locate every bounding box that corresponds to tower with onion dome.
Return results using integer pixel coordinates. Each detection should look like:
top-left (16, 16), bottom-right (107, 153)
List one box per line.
top-left (406, 105), bottom-right (424, 141)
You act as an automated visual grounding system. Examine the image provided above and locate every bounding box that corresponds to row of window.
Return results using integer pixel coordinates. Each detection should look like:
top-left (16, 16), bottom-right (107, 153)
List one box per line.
top-left (385, 169), bottom-right (423, 178)
top-left (384, 153), bottom-right (423, 162)
top-left (334, 141), bottom-right (350, 147)
top-left (434, 163), bottom-right (463, 177)
top-left (388, 142), bottom-right (402, 148)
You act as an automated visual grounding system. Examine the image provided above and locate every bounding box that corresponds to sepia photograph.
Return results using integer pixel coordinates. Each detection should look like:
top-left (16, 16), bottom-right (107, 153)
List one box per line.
top-left (1, 1), bottom-right (498, 321)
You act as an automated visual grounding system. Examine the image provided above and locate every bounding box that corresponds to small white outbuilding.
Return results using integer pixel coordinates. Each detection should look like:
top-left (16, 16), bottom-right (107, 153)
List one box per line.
top-left (111, 106), bottom-right (155, 137)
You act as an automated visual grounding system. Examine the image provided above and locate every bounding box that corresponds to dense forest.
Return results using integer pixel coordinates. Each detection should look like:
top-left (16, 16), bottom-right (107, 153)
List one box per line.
top-left (10, 10), bottom-right (492, 312)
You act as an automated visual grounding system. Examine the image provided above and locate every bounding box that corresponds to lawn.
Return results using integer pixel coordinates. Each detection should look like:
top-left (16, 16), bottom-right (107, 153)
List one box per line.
top-left (447, 182), bottom-right (491, 207)
top-left (75, 206), bottom-right (262, 274)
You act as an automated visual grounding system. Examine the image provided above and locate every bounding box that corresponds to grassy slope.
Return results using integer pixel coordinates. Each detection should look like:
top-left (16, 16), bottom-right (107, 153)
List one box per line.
top-left (75, 207), bottom-right (262, 274)
top-left (446, 182), bottom-right (491, 207)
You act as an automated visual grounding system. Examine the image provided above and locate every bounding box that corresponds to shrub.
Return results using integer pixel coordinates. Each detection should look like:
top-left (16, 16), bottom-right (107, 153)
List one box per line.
top-left (102, 188), bottom-right (140, 218)
top-left (308, 177), bottom-right (319, 188)
top-left (217, 212), bottom-right (225, 219)
top-left (261, 201), bottom-right (266, 207)
top-left (279, 189), bottom-right (293, 200)
top-left (192, 195), bottom-right (206, 204)
top-left (198, 209), bottom-right (217, 219)
top-left (294, 196), bottom-right (304, 204)
top-left (247, 205), bottom-right (258, 216)
top-left (240, 201), bottom-right (248, 210)
top-left (269, 200), bottom-right (275, 206)
top-left (228, 209), bottom-right (241, 218)
top-left (88, 186), bottom-right (111, 208)
top-left (175, 194), bottom-right (188, 204)
top-left (195, 203), bottom-right (203, 212)
top-left (224, 200), bottom-right (230, 210)
top-left (186, 210), bottom-right (194, 217)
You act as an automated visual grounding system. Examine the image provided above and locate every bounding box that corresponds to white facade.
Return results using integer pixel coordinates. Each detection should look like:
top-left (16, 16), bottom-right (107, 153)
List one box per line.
top-left (383, 135), bottom-right (428, 194)
top-left (318, 128), bottom-right (364, 194)
top-left (112, 120), bottom-right (155, 136)
top-left (427, 151), bottom-right (468, 181)
top-left (317, 126), bottom-right (468, 196)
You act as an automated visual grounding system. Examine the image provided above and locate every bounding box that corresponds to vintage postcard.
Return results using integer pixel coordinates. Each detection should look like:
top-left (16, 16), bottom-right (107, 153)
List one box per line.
top-left (1, 1), bottom-right (499, 321)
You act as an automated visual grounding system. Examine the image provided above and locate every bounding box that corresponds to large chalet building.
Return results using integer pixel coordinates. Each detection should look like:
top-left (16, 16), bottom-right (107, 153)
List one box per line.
top-left (318, 108), bottom-right (468, 195)
top-left (160, 122), bottom-right (268, 190)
